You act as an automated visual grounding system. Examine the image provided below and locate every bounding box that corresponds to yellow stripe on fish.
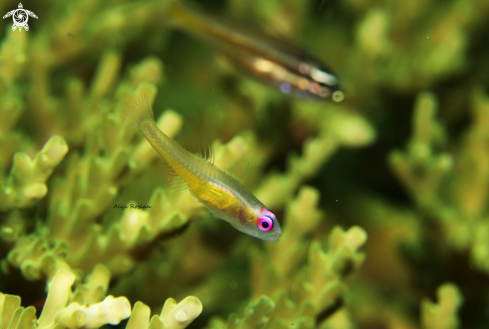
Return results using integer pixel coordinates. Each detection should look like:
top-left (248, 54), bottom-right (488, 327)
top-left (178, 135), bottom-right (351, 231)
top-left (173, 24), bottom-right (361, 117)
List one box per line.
top-left (118, 84), bottom-right (282, 242)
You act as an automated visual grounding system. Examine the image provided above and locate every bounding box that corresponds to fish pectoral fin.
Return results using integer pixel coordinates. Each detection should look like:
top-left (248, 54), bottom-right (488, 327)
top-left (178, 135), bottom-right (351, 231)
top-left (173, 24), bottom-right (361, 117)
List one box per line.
top-left (199, 206), bottom-right (220, 221)
top-left (199, 202), bottom-right (226, 221)
top-left (205, 205), bottom-right (220, 219)
top-left (156, 158), bottom-right (189, 190)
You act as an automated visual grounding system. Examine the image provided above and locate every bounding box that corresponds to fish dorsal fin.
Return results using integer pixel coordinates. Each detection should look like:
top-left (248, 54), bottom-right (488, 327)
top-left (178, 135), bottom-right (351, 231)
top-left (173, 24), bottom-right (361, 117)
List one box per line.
top-left (180, 142), bottom-right (215, 164)
top-left (228, 160), bottom-right (249, 183)
top-left (198, 144), bottom-right (215, 164)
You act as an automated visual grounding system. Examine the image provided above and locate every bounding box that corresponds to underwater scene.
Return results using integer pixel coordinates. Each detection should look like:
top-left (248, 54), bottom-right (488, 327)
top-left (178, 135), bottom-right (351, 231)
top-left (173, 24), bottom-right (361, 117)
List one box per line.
top-left (1, 0), bottom-right (489, 328)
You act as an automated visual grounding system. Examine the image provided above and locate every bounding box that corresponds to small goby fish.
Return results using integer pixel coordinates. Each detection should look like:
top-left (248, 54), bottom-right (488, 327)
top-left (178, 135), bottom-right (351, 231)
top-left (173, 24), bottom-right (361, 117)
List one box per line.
top-left (166, 2), bottom-right (344, 102)
top-left (118, 85), bottom-right (282, 242)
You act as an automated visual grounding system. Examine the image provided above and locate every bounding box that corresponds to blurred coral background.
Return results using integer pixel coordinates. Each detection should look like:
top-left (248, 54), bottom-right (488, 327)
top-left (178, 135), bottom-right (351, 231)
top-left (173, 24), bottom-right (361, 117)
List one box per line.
top-left (1, 0), bottom-right (489, 328)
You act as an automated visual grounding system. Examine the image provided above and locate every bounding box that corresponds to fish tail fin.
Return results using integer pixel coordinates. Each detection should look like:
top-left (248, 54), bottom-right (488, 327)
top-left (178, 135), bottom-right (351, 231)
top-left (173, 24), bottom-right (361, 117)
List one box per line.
top-left (116, 83), bottom-right (157, 128)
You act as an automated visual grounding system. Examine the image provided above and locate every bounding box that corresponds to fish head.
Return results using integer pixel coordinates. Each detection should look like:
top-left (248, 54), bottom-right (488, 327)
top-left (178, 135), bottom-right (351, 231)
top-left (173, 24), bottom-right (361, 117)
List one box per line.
top-left (291, 60), bottom-right (345, 102)
top-left (240, 205), bottom-right (282, 242)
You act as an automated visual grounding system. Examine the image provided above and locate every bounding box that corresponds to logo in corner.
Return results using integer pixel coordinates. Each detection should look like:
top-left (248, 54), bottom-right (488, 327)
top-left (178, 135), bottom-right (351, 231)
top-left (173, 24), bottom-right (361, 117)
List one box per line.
top-left (3, 3), bottom-right (38, 32)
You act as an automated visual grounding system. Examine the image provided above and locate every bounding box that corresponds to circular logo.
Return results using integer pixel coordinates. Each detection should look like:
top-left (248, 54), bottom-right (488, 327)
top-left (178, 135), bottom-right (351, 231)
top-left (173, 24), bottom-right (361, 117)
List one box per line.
top-left (13, 9), bottom-right (28, 26)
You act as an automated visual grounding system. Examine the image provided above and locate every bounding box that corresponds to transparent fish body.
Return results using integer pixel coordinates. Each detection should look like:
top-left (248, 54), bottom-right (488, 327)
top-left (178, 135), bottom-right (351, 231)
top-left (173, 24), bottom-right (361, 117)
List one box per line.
top-left (167, 3), bottom-right (344, 102)
top-left (119, 87), bottom-right (282, 242)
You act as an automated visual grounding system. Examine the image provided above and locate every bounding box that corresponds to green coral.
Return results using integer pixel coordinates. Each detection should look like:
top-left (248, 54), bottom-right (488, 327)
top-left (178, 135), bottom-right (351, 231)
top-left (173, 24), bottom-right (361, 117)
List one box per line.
top-left (0, 267), bottom-right (131, 329)
top-left (126, 297), bottom-right (202, 329)
top-left (0, 136), bottom-right (68, 211)
top-left (421, 283), bottom-right (463, 329)
top-left (1, 0), bottom-right (488, 327)
top-left (389, 90), bottom-right (489, 274)
top-left (0, 267), bottom-right (201, 329)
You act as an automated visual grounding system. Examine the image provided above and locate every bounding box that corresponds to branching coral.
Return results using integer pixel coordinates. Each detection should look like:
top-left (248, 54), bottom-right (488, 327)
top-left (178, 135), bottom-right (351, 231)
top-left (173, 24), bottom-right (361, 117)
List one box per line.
top-left (1, 0), bottom-right (487, 328)
top-left (0, 136), bottom-right (68, 212)
top-left (207, 296), bottom-right (275, 329)
top-left (421, 283), bottom-right (463, 329)
top-left (388, 92), bottom-right (450, 208)
top-left (2, 54), bottom-right (177, 279)
top-left (0, 268), bottom-right (130, 329)
top-left (388, 90), bottom-right (489, 274)
top-left (345, 0), bottom-right (489, 102)
top-left (0, 267), bottom-right (201, 329)
top-left (127, 297), bottom-right (202, 329)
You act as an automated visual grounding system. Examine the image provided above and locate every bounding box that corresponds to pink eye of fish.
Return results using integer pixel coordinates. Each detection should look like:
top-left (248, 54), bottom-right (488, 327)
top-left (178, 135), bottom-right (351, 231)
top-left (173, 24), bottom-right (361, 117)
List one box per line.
top-left (257, 216), bottom-right (273, 232)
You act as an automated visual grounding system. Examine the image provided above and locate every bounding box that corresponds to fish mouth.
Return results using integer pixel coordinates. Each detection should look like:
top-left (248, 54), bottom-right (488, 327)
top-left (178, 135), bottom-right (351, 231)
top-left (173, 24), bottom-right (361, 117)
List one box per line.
top-left (264, 231), bottom-right (282, 242)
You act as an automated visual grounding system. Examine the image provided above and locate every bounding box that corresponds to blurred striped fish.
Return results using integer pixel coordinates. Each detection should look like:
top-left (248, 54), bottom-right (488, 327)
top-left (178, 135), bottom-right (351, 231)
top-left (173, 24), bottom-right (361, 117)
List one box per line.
top-left (167, 2), bottom-right (344, 102)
